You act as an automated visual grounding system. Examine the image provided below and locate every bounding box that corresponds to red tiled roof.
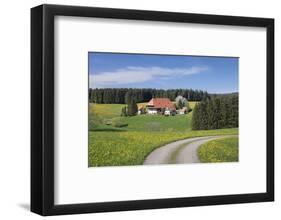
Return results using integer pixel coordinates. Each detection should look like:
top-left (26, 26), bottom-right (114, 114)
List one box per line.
top-left (147, 98), bottom-right (175, 109)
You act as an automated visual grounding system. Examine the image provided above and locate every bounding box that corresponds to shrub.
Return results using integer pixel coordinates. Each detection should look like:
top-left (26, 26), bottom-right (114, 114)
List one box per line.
top-left (112, 121), bottom-right (128, 128)
top-left (88, 112), bottom-right (103, 131)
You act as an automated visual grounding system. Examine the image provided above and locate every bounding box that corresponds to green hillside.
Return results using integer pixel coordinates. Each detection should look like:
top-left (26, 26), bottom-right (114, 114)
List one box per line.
top-left (88, 102), bottom-right (238, 167)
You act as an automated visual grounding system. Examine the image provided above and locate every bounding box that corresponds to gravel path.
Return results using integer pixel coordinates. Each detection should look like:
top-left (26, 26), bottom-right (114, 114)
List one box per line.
top-left (143, 135), bottom-right (235, 165)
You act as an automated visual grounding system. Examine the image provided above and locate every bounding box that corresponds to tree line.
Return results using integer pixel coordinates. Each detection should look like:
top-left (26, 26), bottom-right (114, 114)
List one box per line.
top-left (89, 88), bottom-right (209, 104)
top-left (192, 94), bottom-right (238, 130)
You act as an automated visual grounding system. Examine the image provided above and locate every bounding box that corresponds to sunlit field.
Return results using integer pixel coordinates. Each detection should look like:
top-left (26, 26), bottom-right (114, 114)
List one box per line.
top-left (88, 103), bottom-right (238, 167)
top-left (198, 137), bottom-right (239, 163)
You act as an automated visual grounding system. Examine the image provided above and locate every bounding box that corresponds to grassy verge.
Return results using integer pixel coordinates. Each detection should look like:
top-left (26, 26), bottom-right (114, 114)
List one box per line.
top-left (198, 137), bottom-right (239, 163)
top-left (88, 128), bottom-right (238, 167)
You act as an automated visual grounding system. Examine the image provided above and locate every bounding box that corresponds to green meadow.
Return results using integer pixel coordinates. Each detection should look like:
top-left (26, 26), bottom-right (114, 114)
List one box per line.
top-left (88, 103), bottom-right (238, 167)
top-left (198, 137), bottom-right (239, 163)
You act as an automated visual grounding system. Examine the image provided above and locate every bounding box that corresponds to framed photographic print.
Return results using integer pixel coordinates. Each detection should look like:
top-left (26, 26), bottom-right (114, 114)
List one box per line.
top-left (31, 4), bottom-right (274, 216)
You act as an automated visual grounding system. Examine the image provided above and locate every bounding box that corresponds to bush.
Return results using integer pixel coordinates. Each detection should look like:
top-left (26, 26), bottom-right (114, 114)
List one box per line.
top-left (112, 121), bottom-right (128, 128)
top-left (89, 112), bottom-right (103, 131)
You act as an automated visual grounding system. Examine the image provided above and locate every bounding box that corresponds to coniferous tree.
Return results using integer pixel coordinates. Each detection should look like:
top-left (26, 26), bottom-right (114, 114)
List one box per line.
top-left (207, 99), bottom-right (215, 129)
top-left (191, 104), bottom-right (200, 130)
top-left (199, 101), bottom-right (208, 130)
top-left (124, 91), bottom-right (138, 116)
top-left (127, 100), bottom-right (138, 116)
top-left (213, 98), bottom-right (222, 129)
top-left (221, 98), bottom-right (230, 128)
top-left (121, 106), bottom-right (128, 117)
top-left (192, 94), bottom-right (238, 130)
top-left (228, 96), bottom-right (239, 127)
top-left (89, 88), bottom-right (209, 104)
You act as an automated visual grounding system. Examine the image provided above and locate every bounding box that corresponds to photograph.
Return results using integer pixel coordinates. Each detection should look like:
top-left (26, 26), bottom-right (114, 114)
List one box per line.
top-left (29, 4), bottom-right (274, 216)
top-left (88, 52), bottom-right (239, 167)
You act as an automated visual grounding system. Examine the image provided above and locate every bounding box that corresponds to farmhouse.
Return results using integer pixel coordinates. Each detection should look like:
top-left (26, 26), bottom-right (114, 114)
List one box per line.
top-left (146, 98), bottom-right (175, 115)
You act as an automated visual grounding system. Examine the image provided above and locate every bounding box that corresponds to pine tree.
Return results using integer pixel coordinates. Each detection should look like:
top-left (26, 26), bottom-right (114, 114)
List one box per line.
top-left (191, 104), bottom-right (200, 130)
top-left (127, 100), bottom-right (137, 116)
top-left (121, 106), bottom-right (128, 117)
top-left (213, 98), bottom-right (222, 129)
top-left (199, 101), bottom-right (208, 129)
top-left (89, 88), bottom-right (209, 104)
top-left (228, 96), bottom-right (238, 127)
top-left (207, 99), bottom-right (215, 129)
top-left (131, 100), bottom-right (138, 115)
top-left (220, 98), bottom-right (230, 128)
top-left (191, 95), bottom-right (238, 130)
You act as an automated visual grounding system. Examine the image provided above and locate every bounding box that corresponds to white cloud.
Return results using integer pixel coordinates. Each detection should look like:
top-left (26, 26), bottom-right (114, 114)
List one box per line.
top-left (90, 66), bottom-right (208, 88)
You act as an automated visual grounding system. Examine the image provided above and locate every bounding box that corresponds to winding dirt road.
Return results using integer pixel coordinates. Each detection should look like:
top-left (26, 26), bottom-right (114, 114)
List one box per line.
top-left (143, 135), bottom-right (236, 165)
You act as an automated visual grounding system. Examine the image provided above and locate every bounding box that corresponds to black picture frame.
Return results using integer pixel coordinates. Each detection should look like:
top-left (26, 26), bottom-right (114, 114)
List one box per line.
top-left (31, 4), bottom-right (274, 216)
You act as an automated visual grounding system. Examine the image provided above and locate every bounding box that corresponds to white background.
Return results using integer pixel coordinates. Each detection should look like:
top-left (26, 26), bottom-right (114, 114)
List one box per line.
top-left (55, 16), bottom-right (266, 204)
top-left (0, 0), bottom-right (279, 219)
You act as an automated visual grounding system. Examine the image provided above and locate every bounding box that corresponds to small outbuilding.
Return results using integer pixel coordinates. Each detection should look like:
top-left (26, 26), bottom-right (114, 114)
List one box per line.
top-left (179, 107), bottom-right (188, 115)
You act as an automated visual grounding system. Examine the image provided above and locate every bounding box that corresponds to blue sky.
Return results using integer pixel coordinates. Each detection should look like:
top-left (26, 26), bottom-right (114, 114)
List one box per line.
top-left (89, 52), bottom-right (238, 94)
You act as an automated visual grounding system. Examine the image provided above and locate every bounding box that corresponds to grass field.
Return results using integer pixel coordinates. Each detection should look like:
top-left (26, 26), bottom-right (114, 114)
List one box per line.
top-left (198, 137), bottom-right (239, 163)
top-left (89, 103), bottom-right (125, 119)
top-left (89, 103), bottom-right (195, 132)
top-left (117, 114), bottom-right (193, 132)
top-left (188, 101), bottom-right (198, 109)
top-left (89, 129), bottom-right (238, 166)
top-left (88, 102), bottom-right (238, 166)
